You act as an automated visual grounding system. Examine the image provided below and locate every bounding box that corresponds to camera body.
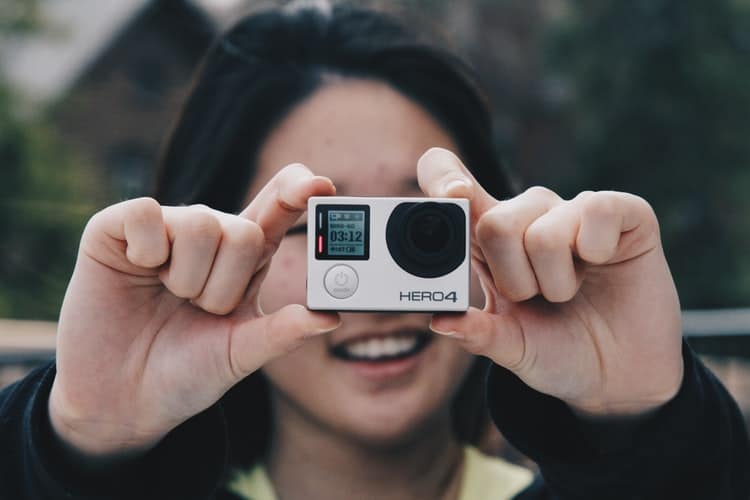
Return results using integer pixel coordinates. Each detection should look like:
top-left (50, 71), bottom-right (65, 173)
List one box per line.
top-left (307, 196), bottom-right (470, 312)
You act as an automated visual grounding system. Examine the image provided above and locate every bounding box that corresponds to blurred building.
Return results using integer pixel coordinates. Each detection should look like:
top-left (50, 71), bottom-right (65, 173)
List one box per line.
top-left (2, 0), bottom-right (217, 200)
top-left (54, 0), bottom-right (216, 199)
top-left (1, 0), bottom-right (574, 200)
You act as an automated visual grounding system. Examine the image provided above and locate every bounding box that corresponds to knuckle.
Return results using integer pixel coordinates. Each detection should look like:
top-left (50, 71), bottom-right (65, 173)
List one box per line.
top-left (188, 203), bottom-right (211, 212)
top-left (125, 197), bottom-right (162, 225)
top-left (524, 222), bottom-right (564, 254)
top-left (84, 209), bottom-right (108, 236)
top-left (523, 185), bottom-right (558, 202)
top-left (183, 211), bottom-right (222, 239)
top-left (476, 205), bottom-right (524, 242)
top-left (572, 190), bottom-right (595, 202)
top-left (224, 219), bottom-right (265, 253)
top-left (582, 192), bottom-right (619, 219)
top-left (631, 194), bottom-right (657, 220)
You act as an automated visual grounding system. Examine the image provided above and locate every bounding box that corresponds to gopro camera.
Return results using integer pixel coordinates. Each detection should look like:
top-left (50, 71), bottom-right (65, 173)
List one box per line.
top-left (307, 196), bottom-right (470, 312)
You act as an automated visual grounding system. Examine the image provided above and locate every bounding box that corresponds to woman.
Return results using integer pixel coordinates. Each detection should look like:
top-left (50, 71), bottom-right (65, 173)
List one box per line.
top-left (0, 2), bottom-right (747, 499)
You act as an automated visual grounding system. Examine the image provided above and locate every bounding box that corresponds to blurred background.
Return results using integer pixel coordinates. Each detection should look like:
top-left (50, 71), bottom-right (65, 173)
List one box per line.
top-left (0, 0), bottom-right (748, 451)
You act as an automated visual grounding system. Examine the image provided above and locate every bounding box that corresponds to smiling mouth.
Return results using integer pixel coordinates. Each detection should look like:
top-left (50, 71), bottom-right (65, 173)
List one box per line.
top-left (330, 332), bottom-right (433, 362)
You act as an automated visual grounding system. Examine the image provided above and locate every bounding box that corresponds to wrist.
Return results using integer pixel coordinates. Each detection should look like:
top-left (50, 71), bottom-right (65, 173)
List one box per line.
top-left (48, 382), bottom-right (163, 468)
top-left (567, 399), bottom-right (665, 421)
top-left (567, 354), bottom-right (685, 421)
top-left (567, 380), bottom-right (684, 422)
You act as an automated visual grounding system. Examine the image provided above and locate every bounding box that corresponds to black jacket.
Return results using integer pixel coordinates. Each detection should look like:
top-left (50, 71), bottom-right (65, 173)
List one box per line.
top-left (0, 341), bottom-right (747, 499)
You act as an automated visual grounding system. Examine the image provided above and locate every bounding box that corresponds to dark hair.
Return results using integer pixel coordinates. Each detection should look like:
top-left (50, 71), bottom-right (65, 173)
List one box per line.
top-left (154, 1), bottom-right (514, 467)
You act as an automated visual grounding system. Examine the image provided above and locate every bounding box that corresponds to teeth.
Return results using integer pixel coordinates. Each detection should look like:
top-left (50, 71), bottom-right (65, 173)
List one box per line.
top-left (342, 335), bottom-right (419, 360)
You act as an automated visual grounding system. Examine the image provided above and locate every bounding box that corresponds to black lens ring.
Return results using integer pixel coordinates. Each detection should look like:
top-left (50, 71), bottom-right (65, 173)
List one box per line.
top-left (386, 201), bottom-right (466, 278)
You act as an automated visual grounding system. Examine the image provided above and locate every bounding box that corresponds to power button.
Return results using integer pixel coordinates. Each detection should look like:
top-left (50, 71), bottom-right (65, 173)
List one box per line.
top-left (324, 265), bottom-right (359, 299)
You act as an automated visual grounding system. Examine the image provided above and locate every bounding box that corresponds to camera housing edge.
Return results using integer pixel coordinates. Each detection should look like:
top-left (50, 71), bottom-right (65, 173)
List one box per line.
top-left (306, 196), bottom-right (470, 312)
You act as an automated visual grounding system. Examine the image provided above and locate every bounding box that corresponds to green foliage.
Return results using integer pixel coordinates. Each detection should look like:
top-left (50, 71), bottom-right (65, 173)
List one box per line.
top-left (0, 76), bottom-right (97, 320)
top-left (0, 0), bottom-right (99, 320)
top-left (548, 0), bottom-right (750, 307)
top-left (0, 0), bottom-right (41, 35)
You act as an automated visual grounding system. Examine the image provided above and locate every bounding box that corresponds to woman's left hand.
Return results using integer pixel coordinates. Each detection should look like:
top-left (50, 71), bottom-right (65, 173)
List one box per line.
top-left (418, 148), bottom-right (684, 418)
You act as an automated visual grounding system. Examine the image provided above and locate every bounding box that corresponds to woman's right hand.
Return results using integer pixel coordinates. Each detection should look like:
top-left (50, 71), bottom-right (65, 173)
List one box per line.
top-left (48, 164), bottom-right (340, 460)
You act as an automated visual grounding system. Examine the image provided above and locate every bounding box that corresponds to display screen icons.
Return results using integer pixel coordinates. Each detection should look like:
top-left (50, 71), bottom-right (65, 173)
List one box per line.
top-left (315, 204), bottom-right (370, 260)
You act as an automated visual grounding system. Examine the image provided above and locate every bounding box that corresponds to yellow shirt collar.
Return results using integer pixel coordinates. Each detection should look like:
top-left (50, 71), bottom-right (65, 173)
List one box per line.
top-left (228, 446), bottom-right (533, 500)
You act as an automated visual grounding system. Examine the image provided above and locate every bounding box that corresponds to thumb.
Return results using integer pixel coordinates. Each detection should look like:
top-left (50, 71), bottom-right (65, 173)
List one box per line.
top-left (228, 304), bottom-right (340, 380)
top-left (429, 307), bottom-right (527, 373)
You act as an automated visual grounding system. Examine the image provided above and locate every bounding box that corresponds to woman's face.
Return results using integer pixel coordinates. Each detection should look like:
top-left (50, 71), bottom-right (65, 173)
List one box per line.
top-left (250, 79), bottom-right (481, 447)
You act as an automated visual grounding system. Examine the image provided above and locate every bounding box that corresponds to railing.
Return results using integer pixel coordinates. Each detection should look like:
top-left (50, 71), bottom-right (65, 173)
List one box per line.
top-left (682, 308), bottom-right (750, 337)
top-left (1, 313), bottom-right (748, 426)
top-left (0, 319), bottom-right (56, 364)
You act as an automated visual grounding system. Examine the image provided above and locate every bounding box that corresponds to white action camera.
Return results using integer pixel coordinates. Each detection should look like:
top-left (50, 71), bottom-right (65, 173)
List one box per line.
top-left (306, 196), bottom-right (470, 312)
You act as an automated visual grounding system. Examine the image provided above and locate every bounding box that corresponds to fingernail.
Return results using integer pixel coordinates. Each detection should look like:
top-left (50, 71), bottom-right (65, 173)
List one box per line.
top-left (315, 318), bottom-right (341, 334)
top-left (310, 174), bottom-right (330, 184)
top-left (310, 175), bottom-right (336, 194)
top-left (443, 179), bottom-right (471, 197)
top-left (429, 320), bottom-right (465, 340)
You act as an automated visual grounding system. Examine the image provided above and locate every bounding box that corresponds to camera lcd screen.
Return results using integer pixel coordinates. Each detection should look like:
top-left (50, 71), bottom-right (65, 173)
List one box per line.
top-left (315, 204), bottom-right (370, 260)
top-left (328, 210), bottom-right (365, 256)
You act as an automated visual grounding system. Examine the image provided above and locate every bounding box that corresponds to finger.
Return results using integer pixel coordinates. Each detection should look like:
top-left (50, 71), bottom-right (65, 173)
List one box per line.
top-left (85, 197), bottom-right (170, 269)
top-left (429, 307), bottom-right (528, 373)
top-left (475, 186), bottom-right (561, 302)
top-left (159, 207), bottom-right (222, 299)
top-left (227, 304), bottom-right (340, 379)
top-left (192, 217), bottom-right (265, 315)
top-left (240, 164), bottom-right (335, 250)
top-left (576, 191), bottom-right (658, 264)
top-left (524, 201), bottom-right (581, 303)
top-left (416, 147), bottom-right (498, 222)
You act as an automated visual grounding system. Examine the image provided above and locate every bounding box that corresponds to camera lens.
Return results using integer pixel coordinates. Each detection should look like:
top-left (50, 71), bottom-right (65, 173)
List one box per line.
top-left (405, 209), bottom-right (453, 258)
top-left (386, 201), bottom-right (466, 278)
